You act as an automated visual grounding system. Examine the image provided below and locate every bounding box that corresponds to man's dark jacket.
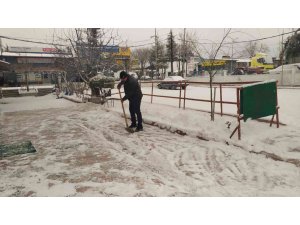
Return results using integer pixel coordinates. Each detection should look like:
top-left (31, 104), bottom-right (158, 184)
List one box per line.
top-left (120, 76), bottom-right (143, 101)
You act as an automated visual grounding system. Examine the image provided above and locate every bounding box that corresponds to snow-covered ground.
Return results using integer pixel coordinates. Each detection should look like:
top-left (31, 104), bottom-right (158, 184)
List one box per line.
top-left (0, 86), bottom-right (300, 196)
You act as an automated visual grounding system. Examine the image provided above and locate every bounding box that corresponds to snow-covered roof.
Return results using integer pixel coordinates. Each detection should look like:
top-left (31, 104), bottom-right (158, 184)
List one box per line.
top-left (0, 59), bottom-right (10, 64)
top-left (236, 59), bottom-right (251, 63)
top-left (1, 52), bottom-right (72, 58)
top-left (242, 79), bottom-right (277, 88)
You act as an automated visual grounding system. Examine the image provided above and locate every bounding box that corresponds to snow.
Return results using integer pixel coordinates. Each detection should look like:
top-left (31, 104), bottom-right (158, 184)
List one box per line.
top-left (0, 93), bottom-right (76, 113)
top-left (0, 59), bottom-right (10, 64)
top-left (241, 79), bottom-right (277, 88)
top-left (1, 85), bottom-right (300, 197)
top-left (1, 52), bottom-right (71, 58)
top-left (164, 76), bottom-right (186, 81)
top-left (1, 85), bottom-right (54, 90)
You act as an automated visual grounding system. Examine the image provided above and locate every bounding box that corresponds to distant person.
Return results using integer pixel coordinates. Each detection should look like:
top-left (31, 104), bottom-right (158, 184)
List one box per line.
top-left (117, 71), bottom-right (143, 132)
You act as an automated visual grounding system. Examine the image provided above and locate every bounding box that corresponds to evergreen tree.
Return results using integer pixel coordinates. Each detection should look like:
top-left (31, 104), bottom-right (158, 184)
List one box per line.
top-left (283, 31), bottom-right (300, 63)
top-left (166, 30), bottom-right (177, 74)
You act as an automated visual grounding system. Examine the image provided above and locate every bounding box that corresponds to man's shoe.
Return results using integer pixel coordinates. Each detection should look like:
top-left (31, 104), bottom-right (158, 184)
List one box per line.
top-left (129, 124), bottom-right (137, 128)
top-left (135, 127), bottom-right (143, 132)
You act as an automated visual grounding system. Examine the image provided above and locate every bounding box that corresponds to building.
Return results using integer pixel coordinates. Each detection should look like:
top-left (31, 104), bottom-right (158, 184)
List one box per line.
top-left (0, 46), bottom-right (72, 84)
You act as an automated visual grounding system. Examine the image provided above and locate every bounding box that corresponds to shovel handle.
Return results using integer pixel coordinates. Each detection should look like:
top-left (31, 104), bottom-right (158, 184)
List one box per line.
top-left (118, 88), bottom-right (129, 128)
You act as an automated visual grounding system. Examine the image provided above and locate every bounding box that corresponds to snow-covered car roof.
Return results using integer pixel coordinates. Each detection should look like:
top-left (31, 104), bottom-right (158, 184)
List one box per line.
top-left (89, 73), bottom-right (115, 81)
top-left (163, 76), bottom-right (186, 81)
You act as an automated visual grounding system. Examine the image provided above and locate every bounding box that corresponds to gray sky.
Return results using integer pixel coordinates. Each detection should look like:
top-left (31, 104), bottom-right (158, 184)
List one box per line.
top-left (1, 0), bottom-right (297, 59)
top-left (0, 28), bottom-right (295, 58)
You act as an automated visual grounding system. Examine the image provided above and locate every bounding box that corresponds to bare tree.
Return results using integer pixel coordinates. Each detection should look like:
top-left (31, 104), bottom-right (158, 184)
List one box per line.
top-left (178, 30), bottom-right (196, 77)
top-left (241, 41), bottom-right (270, 58)
top-left (149, 37), bottom-right (168, 78)
top-left (132, 47), bottom-right (151, 76)
top-left (54, 28), bottom-right (121, 97)
top-left (192, 29), bottom-right (232, 121)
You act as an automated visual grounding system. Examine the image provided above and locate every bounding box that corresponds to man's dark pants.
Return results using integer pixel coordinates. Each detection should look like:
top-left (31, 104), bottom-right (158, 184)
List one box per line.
top-left (129, 96), bottom-right (143, 128)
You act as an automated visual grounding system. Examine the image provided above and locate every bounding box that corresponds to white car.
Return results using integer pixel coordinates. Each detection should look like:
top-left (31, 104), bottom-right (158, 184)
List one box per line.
top-left (268, 63), bottom-right (300, 75)
top-left (140, 75), bottom-right (151, 80)
top-left (157, 76), bottom-right (189, 89)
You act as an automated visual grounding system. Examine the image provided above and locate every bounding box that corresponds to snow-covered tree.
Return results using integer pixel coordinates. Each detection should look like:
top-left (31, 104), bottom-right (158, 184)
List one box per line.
top-left (54, 28), bottom-right (120, 97)
top-left (282, 30), bottom-right (300, 64)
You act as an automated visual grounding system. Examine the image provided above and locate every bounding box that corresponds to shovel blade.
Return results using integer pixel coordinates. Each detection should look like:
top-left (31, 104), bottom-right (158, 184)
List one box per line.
top-left (125, 127), bottom-right (135, 133)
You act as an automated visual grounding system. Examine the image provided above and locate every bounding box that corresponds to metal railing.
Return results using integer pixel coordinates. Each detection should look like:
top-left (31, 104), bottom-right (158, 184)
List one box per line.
top-left (111, 80), bottom-right (260, 117)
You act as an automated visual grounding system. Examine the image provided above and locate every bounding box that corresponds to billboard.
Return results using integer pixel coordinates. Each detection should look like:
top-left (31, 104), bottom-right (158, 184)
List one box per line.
top-left (17, 57), bottom-right (55, 64)
top-left (8, 46), bottom-right (59, 54)
top-left (240, 80), bottom-right (277, 121)
top-left (100, 45), bottom-right (119, 53)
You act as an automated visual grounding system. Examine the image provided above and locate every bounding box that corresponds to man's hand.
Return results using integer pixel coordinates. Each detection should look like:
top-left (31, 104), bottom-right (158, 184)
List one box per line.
top-left (121, 97), bottom-right (126, 103)
top-left (117, 83), bottom-right (122, 89)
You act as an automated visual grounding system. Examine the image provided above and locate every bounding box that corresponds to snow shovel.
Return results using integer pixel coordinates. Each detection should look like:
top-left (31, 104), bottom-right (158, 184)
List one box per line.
top-left (118, 88), bottom-right (134, 133)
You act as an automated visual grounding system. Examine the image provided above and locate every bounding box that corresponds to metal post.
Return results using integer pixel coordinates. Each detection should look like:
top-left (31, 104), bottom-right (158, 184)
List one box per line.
top-left (179, 81), bottom-right (182, 108)
top-left (281, 29), bottom-right (284, 86)
top-left (151, 81), bottom-right (154, 104)
top-left (184, 81), bottom-right (187, 109)
top-left (219, 83), bottom-right (223, 116)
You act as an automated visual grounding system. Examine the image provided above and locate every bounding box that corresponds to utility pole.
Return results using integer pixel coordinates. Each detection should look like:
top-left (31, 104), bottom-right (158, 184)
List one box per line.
top-left (182, 28), bottom-right (186, 77)
top-left (281, 29), bottom-right (284, 85)
top-left (170, 29), bottom-right (174, 75)
top-left (0, 38), bottom-right (2, 55)
top-left (155, 28), bottom-right (158, 77)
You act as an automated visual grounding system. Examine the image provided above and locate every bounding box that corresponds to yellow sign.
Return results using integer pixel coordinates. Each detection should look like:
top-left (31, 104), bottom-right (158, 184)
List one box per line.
top-left (201, 60), bottom-right (226, 67)
top-left (115, 47), bottom-right (131, 57)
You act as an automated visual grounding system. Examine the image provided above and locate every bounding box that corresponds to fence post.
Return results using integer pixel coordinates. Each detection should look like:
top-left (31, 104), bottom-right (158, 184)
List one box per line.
top-left (179, 81), bottom-right (182, 108)
top-left (184, 81), bottom-right (186, 109)
top-left (220, 83), bottom-right (223, 116)
top-left (151, 81), bottom-right (153, 104)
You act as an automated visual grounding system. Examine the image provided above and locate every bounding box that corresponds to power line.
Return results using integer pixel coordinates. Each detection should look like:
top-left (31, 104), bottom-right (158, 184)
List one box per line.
top-left (0, 35), bottom-right (67, 47)
top-left (3, 29), bottom-right (296, 50)
top-left (180, 30), bottom-right (299, 45)
top-left (0, 32), bottom-right (171, 49)
top-left (0, 34), bottom-right (157, 49)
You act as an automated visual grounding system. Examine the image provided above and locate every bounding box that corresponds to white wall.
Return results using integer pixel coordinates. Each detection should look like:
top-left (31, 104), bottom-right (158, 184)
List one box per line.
top-left (188, 72), bottom-right (300, 86)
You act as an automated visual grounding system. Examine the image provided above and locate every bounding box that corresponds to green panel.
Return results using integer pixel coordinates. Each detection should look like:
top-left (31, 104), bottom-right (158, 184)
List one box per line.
top-left (240, 81), bottom-right (277, 121)
top-left (0, 141), bottom-right (36, 158)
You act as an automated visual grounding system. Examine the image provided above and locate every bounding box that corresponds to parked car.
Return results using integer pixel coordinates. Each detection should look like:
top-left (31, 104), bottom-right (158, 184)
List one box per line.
top-left (140, 75), bottom-right (151, 80)
top-left (268, 63), bottom-right (300, 75)
top-left (157, 76), bottom-right (189, 90)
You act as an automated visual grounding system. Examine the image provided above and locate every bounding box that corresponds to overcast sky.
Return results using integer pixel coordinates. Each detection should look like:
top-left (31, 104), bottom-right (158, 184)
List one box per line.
top-left (0, 28), bottom-right (295, 58)
top-left (0, 0), bottom-right (298, 59)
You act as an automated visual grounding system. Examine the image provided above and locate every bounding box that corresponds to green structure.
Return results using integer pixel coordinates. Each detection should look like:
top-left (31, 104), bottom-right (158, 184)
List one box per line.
top-left (0, 141), bottom-right (36, 159)
top-left (240, 80), bottom-right (277, 121)
top-left (230, 80), bottom-right (279, 140)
